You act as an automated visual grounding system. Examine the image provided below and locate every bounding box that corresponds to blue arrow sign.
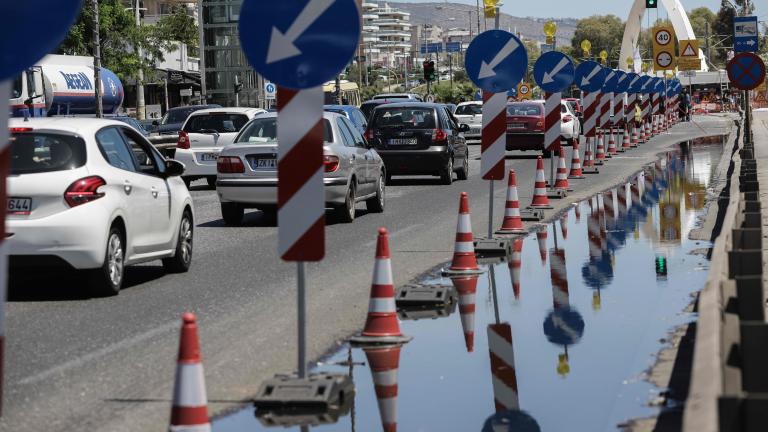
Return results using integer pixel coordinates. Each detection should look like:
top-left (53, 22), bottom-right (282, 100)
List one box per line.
top-left (465, 30), bottom-right (528, 93)
top-left (533, 51), bottom-right (575, 93)
top-left (734, 16), bottom-right (759, 53)
top-left (239, 0), bottom-right (361, 89)
top-left (653, 78), bottom-right (665, 94)
top-left (627, 73), bottom-right (642, 93)
top-left (575, 61), bottom-right (605, 92)
top-left (638, 75), bottom-right (653, 94)
top-left (601, 69), bottom-right (618, 92)
top-left (614, 70), bottom-right (631, 93)
top-left (543, 307), bottom-right (585, 346)
top-left (0, 0), bottom-right (83, 81)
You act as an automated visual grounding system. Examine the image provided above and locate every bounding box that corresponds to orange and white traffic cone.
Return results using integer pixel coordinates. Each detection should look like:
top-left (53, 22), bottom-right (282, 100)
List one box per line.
top-left (595, 134), bottom-right (606, 164)
top-left (607, 129), bottom-right (618, 155)
top-left (170, 313), bottom-right (210, 432)
top-left (621, 126), bottom-right (631, 151)
top-left (582, 137), bottom-right (596, 173)
top-left (443, 192), bottom-right (485, 276)
top-left (452, 275), bottom-right (479, 352)
top-left (363, 344), bottom-right (403, 432)
top-left (529, 157), bottom-right (553, 209)
top-left (496, 169), bottom-right (525, 235)
top-left (568, 139), bottom-right (584, 179)
top-left (553, 150), bottom-right (570, 191)
top-left (508, 239), bottom-right (523, 299)
top-left (351, 228), bottom-right (412, 345)
top-left (631, 123), bottom-right (639, 147)
top-left (536, 226), bottom-right (548, 265)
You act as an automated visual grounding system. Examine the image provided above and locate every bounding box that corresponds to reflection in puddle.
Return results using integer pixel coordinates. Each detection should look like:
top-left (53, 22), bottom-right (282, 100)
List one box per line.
top-left (214, 140), bottom-right (723, 431)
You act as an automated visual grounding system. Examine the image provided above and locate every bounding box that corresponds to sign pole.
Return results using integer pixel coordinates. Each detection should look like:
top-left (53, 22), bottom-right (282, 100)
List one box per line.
top-left (297, 261), bottom-right (306, 377)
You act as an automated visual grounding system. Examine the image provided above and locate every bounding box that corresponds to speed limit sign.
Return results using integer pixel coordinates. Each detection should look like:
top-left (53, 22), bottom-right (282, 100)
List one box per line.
top-left (655, 29), bottom-right (672, 46)
top-left (652, 25), bottom-right (676, 70)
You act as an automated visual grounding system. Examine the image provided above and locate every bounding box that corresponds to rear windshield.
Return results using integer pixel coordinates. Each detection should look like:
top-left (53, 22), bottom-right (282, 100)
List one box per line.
top-left (455, 104), bottom-right (482, 115)
top-left (163, 108), bottom-right (197, 124)
top-left (10, 132), bottom-right (87, 175)
top-left (507, 104), bottom-right (543, 116)
top-left (236, 118), bottom-right (333, 143)
top-left (184, 113), bottom-right (249, 134)
top-left (371, 107), bottom-right (436, 129)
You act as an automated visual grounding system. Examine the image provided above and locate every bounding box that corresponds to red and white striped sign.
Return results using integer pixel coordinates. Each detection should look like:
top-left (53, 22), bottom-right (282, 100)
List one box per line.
top-left (544, 92), bottom-right (561, 151)
top-left (487, 323), bottom-right (519, 413)
top-left (0, 82), bottom-right (10, 415)
top-left (626, 92), bottom-right (637, 121)
top-left (587, 198), bottom-right (603, 259)
top-left (613, 90), bottom-right (624, 126)
top-left (550, 248), bottom-right (569, 309)
top-left (582, 91), bottom-right (600, 138)
top-left (482, 92), bottom-right (507, 180)
top-left (277, 87), bottom-right (324, 261)
top-left (599, 91), bottom-right (612, 135)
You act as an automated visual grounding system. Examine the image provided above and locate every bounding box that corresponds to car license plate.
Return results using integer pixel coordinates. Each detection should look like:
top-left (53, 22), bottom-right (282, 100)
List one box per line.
top-left (249, 158), bottom-right (276, 170)
top-left (388, 138), bottom-right (417, 145)
top-left (509, 122), bottom-right (526, 129)
top-left (7, 197), bottom-right (31, 215)
top-left (470, 127), bottom-right (481, 134)
top-left (199, 152), bottom-right (218, 162)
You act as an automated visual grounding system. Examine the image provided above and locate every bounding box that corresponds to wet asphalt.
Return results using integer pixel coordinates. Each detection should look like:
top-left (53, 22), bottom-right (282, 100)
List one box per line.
top-left (2, 115), bottom-right (733, 431)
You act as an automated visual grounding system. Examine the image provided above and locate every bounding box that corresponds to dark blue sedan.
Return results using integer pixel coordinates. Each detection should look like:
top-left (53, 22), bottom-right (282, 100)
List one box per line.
top-left (323, 105), bottom-right (368, 135)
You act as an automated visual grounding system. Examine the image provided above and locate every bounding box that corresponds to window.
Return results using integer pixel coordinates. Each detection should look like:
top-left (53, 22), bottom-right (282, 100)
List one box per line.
top-left (455, 104), bottom-right (482, 116)
top-left (10, 132), bottom-right (86, 175)
top-left (372, 107), bottom-right (436, 129)
top-left (120, 128), bottom-right (163, 177)
top-left (507, 103), bottom-right (543, 116)
top-left (184, 113), bottom-right (249, 133)
top-left (12, 75), bottom-right (22, 99)
top-left (341, 118), bottom-right (367, 148)
top-left (352, 110), bottom-right (367, 129)
top-left (96, 128), bottom-right (137, 172)
top-left (336, 118), bottom-right (355, 146)
top-left (236, 118), bottom-right (333, 143)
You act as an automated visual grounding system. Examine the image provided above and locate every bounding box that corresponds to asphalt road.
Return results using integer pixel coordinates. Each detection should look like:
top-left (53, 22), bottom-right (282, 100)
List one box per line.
top-left (2, 115), bottom-right (733, 431)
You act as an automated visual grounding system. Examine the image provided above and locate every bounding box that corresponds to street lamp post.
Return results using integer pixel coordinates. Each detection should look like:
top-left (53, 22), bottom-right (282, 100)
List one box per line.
top-left (134, 0), bottom-right (145, 120)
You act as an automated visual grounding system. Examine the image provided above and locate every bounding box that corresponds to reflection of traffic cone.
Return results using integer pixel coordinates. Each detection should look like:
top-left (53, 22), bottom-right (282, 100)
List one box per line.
top-left (363, 344), bottom-right (403, 432)
top-left (621, 126), bottom-right (630, 151)
top-left (444, 193), bottom-right (484, 275)
top-left (560, 213), bottom-right (568, 240)
top-left (496, 170), bottom-right (525, 234)
top-left (574, 201), bottom-right (581, 222)
top-left (595, 134), bottom-right (606, 164)
top-left (536, 226), bottom-right (548, 265)
top-left (352, 228), bottom-right (411, 345)
top-left (529, 157), bottom-right (552, 209)
top-left (487, 323), bottom-right (519, 412)
top-left (453, 275), bottom-right (479, 352)
top-left (508, 239), bottom-right (523, 299)
top-left (170, 313), bottom-right (210, 432)
top-left (553, 151), bottom-right (569, 190)
top-left (568, 139), bottom-right (584, 179)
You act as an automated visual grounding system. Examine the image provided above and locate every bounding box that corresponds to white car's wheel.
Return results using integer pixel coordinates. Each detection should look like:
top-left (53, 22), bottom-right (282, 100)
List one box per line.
top-left (88, 226), bottom-right (125, 297)
top-left (163, 210), bottom-right (193, 273)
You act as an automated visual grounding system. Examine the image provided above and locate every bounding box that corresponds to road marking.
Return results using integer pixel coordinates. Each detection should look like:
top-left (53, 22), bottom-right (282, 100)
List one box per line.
top-left (363, 224), bottom-right (425, 249)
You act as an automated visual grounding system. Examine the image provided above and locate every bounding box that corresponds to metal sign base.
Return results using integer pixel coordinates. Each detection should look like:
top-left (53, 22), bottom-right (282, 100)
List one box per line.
top-left (473, 236), bottom-right (513, 257)
top-left (395, 283), bottom-right (456, 306)
top-left (520, 208), bottom-right (545, 221)
top-left (547, 188), bottom-right (569, 198)
top-left (441, 267), bottom-right (487, 277)
top-left (253, 373), bottom-right (354, 410)
top-left (398, 300), bottom-right (457, 321)
top-left (349, 333), bottom-right (413, 346)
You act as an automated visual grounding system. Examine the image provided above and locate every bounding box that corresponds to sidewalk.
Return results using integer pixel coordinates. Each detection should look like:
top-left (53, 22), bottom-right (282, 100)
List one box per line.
top-left (751, 110), bottom-right (768, 303)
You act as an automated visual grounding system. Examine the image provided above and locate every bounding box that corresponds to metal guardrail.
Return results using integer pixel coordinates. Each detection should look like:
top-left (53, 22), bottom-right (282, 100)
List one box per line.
top-left (684, 113), bottom-right (767, 432)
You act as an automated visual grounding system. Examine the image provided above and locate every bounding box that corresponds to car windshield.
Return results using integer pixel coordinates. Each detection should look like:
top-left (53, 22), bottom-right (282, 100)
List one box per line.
top-left (184, 113), bottom-right (250, 134)
top-left (236, 118), bottom-right (333, 143)
top-left (12, 74), bottom-right (22, 99)
top-left (507, 104), bottom-right (543, 116)
top-left (372, 107), bottom-right (436, 129)
top-left (455, 104), bottom-right (482, 115)
top-left (10, 132), bottom-right (87, 175)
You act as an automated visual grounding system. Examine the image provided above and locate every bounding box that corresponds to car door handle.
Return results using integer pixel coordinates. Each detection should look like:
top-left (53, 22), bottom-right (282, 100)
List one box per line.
top-left (123, 180), bottom-right (132, 195)
top-left (151, 186), bottom-right (159, 198)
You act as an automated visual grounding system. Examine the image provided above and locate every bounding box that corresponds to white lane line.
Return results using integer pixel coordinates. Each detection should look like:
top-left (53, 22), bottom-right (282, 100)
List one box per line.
top-left (362, 223), bottom-right (425, 249)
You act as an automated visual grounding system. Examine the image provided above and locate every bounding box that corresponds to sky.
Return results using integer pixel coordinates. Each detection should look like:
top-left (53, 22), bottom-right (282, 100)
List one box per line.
top-left (391, 0), bottom-right (727, 19)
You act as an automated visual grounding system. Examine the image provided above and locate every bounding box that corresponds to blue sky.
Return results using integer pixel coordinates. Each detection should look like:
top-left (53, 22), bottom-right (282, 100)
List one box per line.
top-left (393, 0), bottom-right (726, 19)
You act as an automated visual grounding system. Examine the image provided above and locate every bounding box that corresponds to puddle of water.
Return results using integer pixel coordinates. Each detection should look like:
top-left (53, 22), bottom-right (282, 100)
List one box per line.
top-left (214, 140), bottom-right (723, 432)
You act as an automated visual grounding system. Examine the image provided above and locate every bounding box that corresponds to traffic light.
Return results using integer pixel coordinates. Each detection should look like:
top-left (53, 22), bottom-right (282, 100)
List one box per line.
top-left (234, 75), bottom-right (243, 94)
top-left (423, 61), bottom-right (436, 82)
top-left (655, 256), bottom-right (667, 276)
top-left (646, 0), bottom-right (658, 8)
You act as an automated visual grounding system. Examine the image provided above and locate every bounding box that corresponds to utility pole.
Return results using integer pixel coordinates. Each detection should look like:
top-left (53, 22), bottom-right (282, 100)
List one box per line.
top-left (135, 0), bottom-right (145, 120)
top-left (475, 0), bottom-right (481, 35)
top-left (92, 0), bottom-right (103, 118)
top-left (705, 22), bottom-right (711, 67)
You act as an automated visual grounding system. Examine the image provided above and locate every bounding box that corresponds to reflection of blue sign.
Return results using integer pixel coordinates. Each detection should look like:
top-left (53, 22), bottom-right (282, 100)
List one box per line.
top-left (465, 30), bottom-right (528, 93)
top-left (614, 71), bottom-right (631, 93)
top-left (239, 0), bottom-right (361, 89)
top-left (421, 42), bottom-right (444, 54)
top-left (601, 69), bottom-right (618, 93)
top-left (582, 255), bottom-right (614, 289)
top-left (0, 0), bottom-right (83, 81)
top-left (482, 411), bottom-right (541, 432)
top-left (446, 42), bottom-right (462, 53)
top-left (575, 61), bottom-right (605, 92)
top-left (734, 16), bottom-right (759, 53)
top-left (543, 307), bottom-right (585, 346)
top-left (533, 51), bottom-right (575, 93)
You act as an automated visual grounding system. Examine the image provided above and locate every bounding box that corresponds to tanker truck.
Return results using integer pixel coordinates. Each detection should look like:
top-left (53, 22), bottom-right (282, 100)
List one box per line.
top-left (10, 54), bottom-right (124, 117)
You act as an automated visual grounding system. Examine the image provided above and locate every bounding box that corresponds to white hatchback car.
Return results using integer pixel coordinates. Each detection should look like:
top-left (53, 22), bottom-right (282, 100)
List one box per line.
top-left (7, 118), bottom-right (194, 296)
top-left (453, 101), bottom-right (483, 142)
top-left (174, 107), bottom-right (266, 188)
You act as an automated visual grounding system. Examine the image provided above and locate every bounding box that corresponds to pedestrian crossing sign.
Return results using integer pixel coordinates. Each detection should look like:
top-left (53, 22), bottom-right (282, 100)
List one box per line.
top-left (678, 39), bottom-right (700, 71)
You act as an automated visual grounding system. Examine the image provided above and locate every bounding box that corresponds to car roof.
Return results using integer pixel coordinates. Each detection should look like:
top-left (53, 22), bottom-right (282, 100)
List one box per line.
top-left (245, 110), bottom-right (345, 121)
top-left (324, 104), bottom-right (358, 112)
top-left (187, 107), bottom-right (266, 117)
top-left (9, 117), bottom-right (132, 135)
top-left (168, 104), bottom-right (220, 112)
top-left (373, 102), bottom-right (443, 109)
top-left (375, 93), bottom-right (418, 98)
top-left (457, 101), bottom-right (482, 106)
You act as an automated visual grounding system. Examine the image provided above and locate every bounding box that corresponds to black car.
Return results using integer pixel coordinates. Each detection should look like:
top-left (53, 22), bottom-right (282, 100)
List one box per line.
top-left (360, 99), bottom-right (393, 120)
top-left (365, 102), bottom-right (470, 185)
top-left (153, 104), bottom-right (222, 135)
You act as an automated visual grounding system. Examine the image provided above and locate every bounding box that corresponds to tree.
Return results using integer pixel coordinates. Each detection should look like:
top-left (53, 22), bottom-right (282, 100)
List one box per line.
top-left (688, 7), bottom-right (716, 39)
top-left (154, 6), bottom-right (198, 50)
top-left (570, 15), bottom-right (625, 65)
top-left (711, 4), bottom-right (735, 66)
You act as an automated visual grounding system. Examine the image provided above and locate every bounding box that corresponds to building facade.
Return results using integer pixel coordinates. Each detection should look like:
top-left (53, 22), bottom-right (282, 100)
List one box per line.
top-left (361, 2), bottom-right (412, 68)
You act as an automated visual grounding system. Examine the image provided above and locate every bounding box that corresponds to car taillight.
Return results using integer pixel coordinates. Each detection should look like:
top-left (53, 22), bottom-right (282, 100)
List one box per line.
top-left (177, 130), bottom-right (190, 149)
top-left (563, 115), bottom-right (573, 123)
top-left (65, 176), bottom-right (106, 208)
top-left (324, 155), bottom-right (340, 172)
top-left (364, 129), bottom-right (374, 141)
top-left (217, 156), bottom-right (245, 173)
top-left (432, 129), bottom-right (448, 142)
top-left (9, 127), bottom-right (33, 133)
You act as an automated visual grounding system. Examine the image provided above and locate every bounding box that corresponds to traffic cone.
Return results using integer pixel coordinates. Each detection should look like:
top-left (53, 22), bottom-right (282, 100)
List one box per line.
top-left (607, 129), bottom-right (618, 155)
top-left (452, 275), bottom-right (479, 352)
top-left (653, 116), bottom-right (659, 135)
top-left (363, 344), bottom-right (403, 432)
top-left (536, 226), bottom-right (548, 265)
top-left (351, 228), bottom-right (411, 345)
top-left (595, 134), bottom-right (606, 164)
top-left (553, 150), bottom-right (570, 191)
top-left (508, 239), bottom-right (523, 299)
top-left (631, 123), bottom-right (639, 147)
top-left (443, 192), bottom-right (484, 275)
top-left (529, 157), bottom-right (553, 209)
top-left (496, 169), bottom-right (525, 234)
top-left (621, 126), bottom-right (631, 151)
top-left (582, 137), bottom-right (595, 171)
top-left (568, 139), bottom-right (584, 179)
top-left (170, 313), bottom-right (210, 432)
top-left (560, 213), bottom-right (569, 240)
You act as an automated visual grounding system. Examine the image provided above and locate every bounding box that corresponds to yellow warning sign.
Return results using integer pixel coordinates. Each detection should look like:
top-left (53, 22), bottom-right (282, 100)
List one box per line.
top-left (678, 39), bottom-right (700, 71)
top-left (518, 82), bottom-right (532, 100)
top-left (652, 25), bottom-right (677, 71)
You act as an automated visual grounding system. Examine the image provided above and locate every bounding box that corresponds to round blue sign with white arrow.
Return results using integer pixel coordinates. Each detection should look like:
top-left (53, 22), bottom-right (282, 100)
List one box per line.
top-left (482, 411), bottom-right (541, 432)
top-left (533, 51), bottom-right (575, 93)
top-left (465, 30), bottom-right (528, 93)
top-left (627, 73), bottom-right (642, 93)
top-left (601, 69), bottom-right (619, 93)
top-left (0, 0), bottom-right (83, 81)
top-left (653, 78), bottom-right (666, 94)
top-left (543, 307), bottom-right (585, 346)
top-left (614, 70), bottom-right (631, 93)
top-left (575, 61), bottom-right (605, 92)
top-left (238, 0), bottom-right (361, 89)
top-left (638, 75), bottom-right (653, 94)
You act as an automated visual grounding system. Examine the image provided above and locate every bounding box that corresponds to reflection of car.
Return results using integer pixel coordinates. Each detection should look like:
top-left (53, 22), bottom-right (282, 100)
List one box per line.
top-left (506, 101), bottom-right (547, 155)
top-left (175, 107), bottom-right (267, 187)
top-left (324, 105), bottom-right (368, 135)
top-left (112, 116), bottom-right (150, 137)
top-left (216, 112), bottom-right (385, 224)
top-left (453, 101), bottom-right (483, 142)
top-left (373, 93), bottom-right (423, 102)
top-left (153, 104), bottom-right (222, 136)
top-left (7, 118), bottom-right (194, 296)
top-left (365, 102), bottom-right (470, 185)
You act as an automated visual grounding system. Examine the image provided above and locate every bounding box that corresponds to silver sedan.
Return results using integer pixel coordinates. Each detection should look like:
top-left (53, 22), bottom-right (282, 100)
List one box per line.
top-left (215, 111), bottom-right (386, 224)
